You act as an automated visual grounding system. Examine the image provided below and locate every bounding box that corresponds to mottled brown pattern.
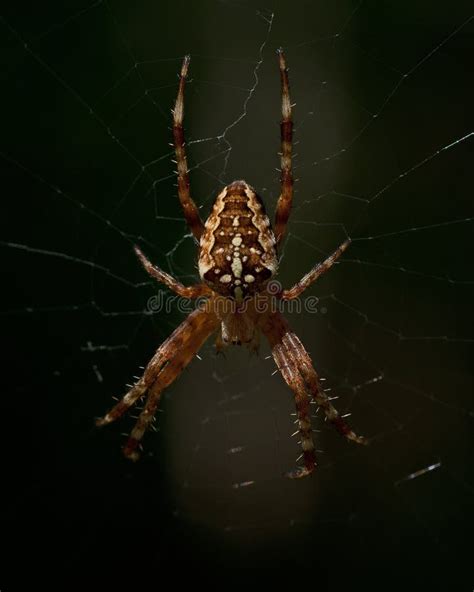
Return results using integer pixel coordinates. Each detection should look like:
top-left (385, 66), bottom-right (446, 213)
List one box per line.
top-left (198, 180), bottom-right (277, 300)
top-left (97, 51), bottom-right (367, 478)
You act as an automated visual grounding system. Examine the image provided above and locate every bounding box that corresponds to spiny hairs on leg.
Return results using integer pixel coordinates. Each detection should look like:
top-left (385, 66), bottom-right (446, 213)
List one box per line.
top-left (263, 312), bottom-right (317, 478)
top-left (274, 48), bottom-right (294, 245)
top-left (172, 54), bottom-right (204, 241)
top-left (282, 331), bottom-right (367, 446)
top-left (272, 341), bottom-right (317, 478)
top-left (96, 380), bottom-right (147, 429)
top-left (264, 311), bottom-right (367, 479)
top-left (134, 245), bottom-right (211, 299)
top-left (96, 308), bottom-right (219, 461)
top-left (282, 238), bottom-right (351, 301)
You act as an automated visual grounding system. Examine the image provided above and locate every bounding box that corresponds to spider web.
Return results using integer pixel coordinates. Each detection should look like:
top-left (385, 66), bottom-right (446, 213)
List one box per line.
top-left (1, 0), bottom-right (473, 581)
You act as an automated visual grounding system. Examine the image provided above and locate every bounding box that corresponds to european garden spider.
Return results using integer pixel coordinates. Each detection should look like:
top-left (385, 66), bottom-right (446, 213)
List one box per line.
top-left (97, 50), bottom-right (367, 478)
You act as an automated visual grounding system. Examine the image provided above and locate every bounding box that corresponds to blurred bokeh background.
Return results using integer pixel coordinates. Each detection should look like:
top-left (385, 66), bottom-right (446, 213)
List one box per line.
top-left (1, 0), bottom-right (473, 584)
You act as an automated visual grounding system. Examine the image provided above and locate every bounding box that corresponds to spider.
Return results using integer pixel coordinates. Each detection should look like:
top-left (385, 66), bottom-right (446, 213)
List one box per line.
top-left (96, 50), bottom-right (367, 478)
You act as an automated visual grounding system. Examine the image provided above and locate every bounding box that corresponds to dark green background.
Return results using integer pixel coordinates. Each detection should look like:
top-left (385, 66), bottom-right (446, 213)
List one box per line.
top-left (1, 0), bottom-right (473, 584)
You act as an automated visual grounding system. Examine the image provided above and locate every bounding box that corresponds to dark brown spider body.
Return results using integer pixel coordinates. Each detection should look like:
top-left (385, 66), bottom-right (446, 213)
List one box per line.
top-left (97, 51), bottom-right (367, 479)
top-left (198, 180), bottom-right (278, 302)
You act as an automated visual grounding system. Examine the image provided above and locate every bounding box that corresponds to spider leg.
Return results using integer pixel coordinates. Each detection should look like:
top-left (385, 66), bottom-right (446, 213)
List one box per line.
top-left (96, 307), bottom-right (219, 460)
top-left (282, 329), bottom-right (367, 445)
top-left (273, 344), bottom-right (316, 478)
top-left (134, 245), bottom-right (211, 299)
top-left (263, 312), bottom-right (317, 478)
top-left (173, 55), bottom-right (204, 241)
top-left (96, 380), bottom-right (147, 427)
top-left (282, 239), bottom-right (351, 300)
top-left (263, 311), bottom-right (367, 478)
top-left (274, 49), bottom-right (294, 245)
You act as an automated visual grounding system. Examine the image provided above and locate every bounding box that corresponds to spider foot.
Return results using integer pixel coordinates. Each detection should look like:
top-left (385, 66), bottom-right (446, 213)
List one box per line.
top-left (331, 415), bottom-right (369, 446)
top-left (285, 451), bottom-right (316, 479)
top-left (347, 432), bottom-right (369, 446)
top-left (95, 413), bottom-right (120, 427)
top-left (123, 437), bottom-right (141, 462)
top-left (285, 465), bottom-right (315, 479)
top-left (95, 381), bottom-right (147, 428)
top-left (323, 414), bottom-right (369, 446)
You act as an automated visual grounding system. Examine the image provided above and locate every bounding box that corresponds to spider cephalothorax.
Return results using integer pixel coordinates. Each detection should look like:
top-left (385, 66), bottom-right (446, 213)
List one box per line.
top-left (97, 50), bottom-right (367, 478)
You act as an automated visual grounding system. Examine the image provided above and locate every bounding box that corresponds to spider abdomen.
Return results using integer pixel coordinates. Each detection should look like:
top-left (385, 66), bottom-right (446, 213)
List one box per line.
top-left (198, 180), bottom-right (278, 300)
